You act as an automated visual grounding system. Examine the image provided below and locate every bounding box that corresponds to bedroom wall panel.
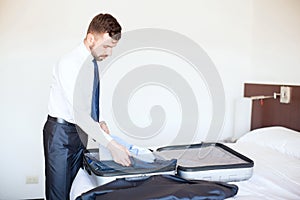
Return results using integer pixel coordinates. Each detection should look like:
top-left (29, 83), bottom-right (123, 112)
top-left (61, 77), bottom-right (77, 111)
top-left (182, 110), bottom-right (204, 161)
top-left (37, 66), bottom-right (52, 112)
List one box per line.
top-left (244, 83), bottom-right (300, 131)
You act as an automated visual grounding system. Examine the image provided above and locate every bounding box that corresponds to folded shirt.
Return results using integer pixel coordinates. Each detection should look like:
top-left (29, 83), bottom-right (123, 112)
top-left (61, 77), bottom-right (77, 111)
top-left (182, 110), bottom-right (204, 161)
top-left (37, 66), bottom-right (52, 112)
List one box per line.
top-left (99, 135), bottom-right (156, 163)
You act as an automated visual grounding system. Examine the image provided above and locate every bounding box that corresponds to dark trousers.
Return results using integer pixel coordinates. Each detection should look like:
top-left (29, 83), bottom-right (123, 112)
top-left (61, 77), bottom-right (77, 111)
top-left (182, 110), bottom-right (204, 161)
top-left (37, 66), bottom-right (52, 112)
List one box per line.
top-left (43, 117), bottom-right (85, 200)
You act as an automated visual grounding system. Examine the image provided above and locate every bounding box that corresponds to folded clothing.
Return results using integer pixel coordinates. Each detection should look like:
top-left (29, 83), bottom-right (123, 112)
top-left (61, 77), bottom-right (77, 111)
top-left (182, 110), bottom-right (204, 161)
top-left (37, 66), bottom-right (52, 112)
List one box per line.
top-left (85, 154), bottom-right (177, 177)
top-left (99, 135), bottom-right (156, 163)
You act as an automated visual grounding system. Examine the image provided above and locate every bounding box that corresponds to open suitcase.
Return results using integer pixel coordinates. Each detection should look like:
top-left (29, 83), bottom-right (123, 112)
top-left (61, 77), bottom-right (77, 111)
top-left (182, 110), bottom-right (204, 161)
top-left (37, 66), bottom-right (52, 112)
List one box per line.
top-left (83, 143), bottom-right (254, 186)
top-left (154, 143), bottom-right (254, 182)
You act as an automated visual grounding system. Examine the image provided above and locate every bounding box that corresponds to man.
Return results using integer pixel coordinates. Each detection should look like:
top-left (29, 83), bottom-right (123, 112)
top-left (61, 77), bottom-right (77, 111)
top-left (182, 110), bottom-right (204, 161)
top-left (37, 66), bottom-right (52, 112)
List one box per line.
top-left (43, 13), bottom-right (131, 200)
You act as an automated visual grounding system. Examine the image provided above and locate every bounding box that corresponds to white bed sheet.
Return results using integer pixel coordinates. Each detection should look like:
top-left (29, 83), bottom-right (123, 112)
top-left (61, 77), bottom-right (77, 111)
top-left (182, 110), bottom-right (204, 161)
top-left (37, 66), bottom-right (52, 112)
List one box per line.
top-left (225, 142), bottom-right (300, 200)
top-left (70, 127), bottom-right (300, 200)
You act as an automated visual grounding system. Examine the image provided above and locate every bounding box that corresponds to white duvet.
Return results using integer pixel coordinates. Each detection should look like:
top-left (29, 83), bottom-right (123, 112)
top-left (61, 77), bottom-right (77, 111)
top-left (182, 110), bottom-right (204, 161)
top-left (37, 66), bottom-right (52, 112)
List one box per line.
top-left (226, 126), bottom-right (300, 200)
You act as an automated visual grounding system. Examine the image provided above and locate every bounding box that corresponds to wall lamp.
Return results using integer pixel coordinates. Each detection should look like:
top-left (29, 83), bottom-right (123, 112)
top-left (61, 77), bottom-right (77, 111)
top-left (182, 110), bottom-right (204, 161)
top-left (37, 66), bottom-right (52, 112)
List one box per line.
top-left (250, 86), bottom-right (292, 104)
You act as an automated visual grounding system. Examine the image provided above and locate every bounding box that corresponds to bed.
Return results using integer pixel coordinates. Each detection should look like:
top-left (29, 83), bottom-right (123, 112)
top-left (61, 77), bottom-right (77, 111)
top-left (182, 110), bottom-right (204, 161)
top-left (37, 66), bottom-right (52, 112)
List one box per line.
top-left (225, 126), bottom-right (300, 199)
top-left (70, 83), bottom-right (300, 199)
top-left (228, 83), bottom-right (300, 199)
top-left (70, 126), bottom-right (300, 200)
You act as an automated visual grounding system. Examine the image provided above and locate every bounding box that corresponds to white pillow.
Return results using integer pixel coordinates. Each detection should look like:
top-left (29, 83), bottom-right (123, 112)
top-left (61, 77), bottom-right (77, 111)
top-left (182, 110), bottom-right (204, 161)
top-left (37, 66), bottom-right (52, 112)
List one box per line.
top-left (237, 126), bottom-right (300, 159)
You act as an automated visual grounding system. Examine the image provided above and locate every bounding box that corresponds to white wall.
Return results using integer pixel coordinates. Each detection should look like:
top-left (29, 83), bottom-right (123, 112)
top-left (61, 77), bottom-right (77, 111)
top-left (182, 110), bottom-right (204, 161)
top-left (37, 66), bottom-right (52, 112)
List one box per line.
top-left (251, 0), bottom-right (300, 84)
top-left (0, 0), bottom-right (299, 199)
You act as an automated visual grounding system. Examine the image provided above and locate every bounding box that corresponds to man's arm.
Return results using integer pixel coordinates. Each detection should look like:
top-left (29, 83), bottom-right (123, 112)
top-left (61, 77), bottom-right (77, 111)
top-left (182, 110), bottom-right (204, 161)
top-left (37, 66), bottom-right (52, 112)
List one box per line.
top-left (99, 121), bottom-right (131, 166)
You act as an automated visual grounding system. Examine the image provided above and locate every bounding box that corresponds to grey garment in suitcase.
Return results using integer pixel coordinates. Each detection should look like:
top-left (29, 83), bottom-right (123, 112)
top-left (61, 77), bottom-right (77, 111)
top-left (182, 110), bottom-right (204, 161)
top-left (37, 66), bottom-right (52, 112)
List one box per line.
top-left (154, 143), bottom-right (254, 182)
top-left (83, 149), bottom-right (177, 186)
top-left (76, 174), bottom-right (239, 200)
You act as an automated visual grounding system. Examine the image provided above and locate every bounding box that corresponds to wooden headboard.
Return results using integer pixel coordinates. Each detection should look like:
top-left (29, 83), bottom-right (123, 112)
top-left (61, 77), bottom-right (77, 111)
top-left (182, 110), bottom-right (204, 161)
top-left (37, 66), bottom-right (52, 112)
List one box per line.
top-left (244, 83), bottom-right (300, 132)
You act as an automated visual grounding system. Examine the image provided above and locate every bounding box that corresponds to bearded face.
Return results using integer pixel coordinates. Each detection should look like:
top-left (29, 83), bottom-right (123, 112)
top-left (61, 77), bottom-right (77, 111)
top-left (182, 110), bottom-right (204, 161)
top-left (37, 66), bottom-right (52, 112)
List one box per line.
top-left (88, 32), bottom-right (118, 61)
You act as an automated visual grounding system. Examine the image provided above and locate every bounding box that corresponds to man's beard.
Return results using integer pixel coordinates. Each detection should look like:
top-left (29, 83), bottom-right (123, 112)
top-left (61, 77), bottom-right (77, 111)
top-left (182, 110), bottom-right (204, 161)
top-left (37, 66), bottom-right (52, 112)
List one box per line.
top-left (90, 44), bottom-right (107, 61)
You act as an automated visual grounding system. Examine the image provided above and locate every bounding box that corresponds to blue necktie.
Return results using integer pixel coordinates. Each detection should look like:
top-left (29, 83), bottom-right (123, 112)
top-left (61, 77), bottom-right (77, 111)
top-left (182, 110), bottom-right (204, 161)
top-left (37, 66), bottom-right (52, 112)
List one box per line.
top-left (91, 59), bottom-right (100, 121)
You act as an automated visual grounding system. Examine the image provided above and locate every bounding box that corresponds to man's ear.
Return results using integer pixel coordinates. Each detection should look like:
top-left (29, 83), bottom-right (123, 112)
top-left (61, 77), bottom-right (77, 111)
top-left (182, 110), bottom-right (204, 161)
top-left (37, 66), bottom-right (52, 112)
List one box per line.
top-left (86, 33), bottom-right (95, 45)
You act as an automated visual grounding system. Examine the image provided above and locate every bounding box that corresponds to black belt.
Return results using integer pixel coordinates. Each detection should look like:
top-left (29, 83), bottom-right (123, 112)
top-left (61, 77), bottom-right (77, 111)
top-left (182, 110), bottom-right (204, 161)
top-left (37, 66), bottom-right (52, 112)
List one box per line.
top-left (48, 115), bottom-right (75, 126)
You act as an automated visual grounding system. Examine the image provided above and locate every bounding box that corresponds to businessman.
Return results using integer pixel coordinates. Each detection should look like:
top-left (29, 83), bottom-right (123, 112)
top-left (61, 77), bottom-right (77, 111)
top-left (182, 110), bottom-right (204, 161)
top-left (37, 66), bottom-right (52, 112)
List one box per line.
top-left (43, 13), bottom-right (131, 200)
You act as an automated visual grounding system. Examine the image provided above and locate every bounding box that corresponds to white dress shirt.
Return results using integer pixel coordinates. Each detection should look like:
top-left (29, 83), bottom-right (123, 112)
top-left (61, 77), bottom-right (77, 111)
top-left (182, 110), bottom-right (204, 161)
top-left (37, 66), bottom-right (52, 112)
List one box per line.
top-left (48, 42), bottom-right (112, 146)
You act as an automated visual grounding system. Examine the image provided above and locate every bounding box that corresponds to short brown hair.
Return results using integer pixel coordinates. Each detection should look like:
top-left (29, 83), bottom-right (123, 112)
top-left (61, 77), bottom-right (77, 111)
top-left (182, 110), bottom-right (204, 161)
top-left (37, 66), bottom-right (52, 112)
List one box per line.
top-left (87, 13), bottom-right (122, 40)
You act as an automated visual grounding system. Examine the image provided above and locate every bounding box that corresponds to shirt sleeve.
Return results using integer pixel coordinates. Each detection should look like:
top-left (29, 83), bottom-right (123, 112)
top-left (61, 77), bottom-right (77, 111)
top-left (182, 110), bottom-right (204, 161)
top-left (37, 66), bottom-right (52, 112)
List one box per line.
top-left (74, 111), bottom-right (113, 147)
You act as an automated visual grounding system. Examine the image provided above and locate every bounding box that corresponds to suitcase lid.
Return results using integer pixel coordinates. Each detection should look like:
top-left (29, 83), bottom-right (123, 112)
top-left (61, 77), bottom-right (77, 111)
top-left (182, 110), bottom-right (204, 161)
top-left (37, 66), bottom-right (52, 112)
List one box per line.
top-left (154, 143), bottom-right (254, 172)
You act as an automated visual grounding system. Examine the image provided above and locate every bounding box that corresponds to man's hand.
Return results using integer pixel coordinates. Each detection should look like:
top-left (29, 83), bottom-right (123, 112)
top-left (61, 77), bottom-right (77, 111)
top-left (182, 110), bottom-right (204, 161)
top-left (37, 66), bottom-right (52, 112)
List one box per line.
top-left (106, 140), bottom-right (131, 166)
